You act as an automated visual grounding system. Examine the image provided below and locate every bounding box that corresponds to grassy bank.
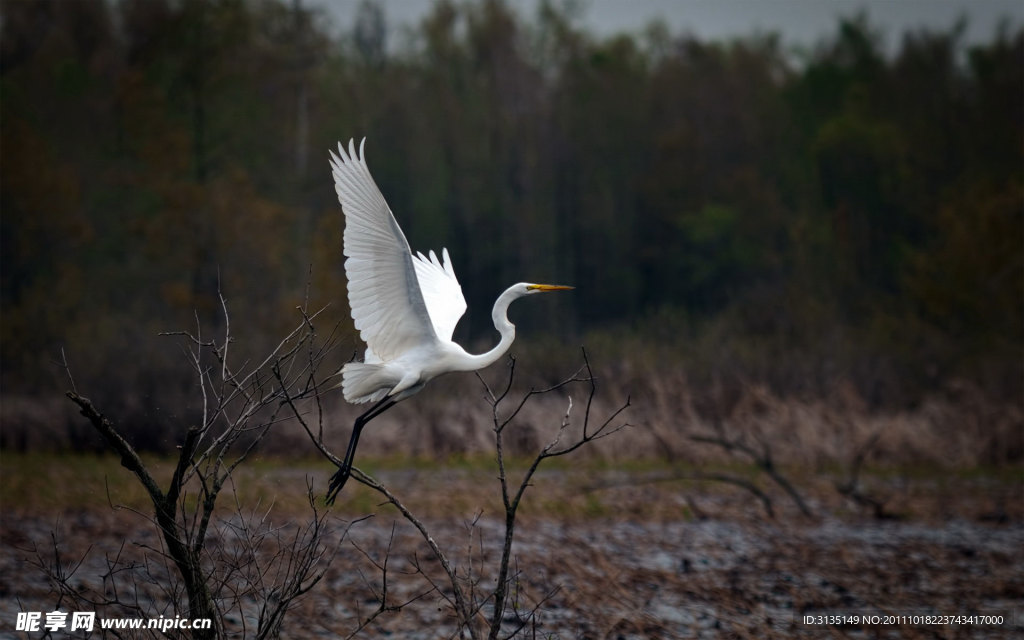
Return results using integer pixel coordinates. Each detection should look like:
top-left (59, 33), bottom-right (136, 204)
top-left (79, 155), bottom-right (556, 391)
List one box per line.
top-left (2, 451), bottom-right (1020, 523)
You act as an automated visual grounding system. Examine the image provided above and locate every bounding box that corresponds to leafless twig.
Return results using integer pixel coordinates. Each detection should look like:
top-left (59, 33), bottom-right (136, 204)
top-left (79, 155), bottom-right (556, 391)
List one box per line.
top-left (292, 347), bottom-right (630, 639)
top-left (835, 429), bottom-right (898, 519)
top-left (482, 347), bottom-right (631, 639)
top-left (689, 424), bottom-right (813, 518)
top-left (64, 290), bottom-right (342, 638)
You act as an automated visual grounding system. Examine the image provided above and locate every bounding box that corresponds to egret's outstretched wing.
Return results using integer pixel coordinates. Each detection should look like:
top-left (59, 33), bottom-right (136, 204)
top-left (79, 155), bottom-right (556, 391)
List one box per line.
top-left (412, 248), bottom-right (467, 342)
top-left (330, 139), bottom-right (437, 361)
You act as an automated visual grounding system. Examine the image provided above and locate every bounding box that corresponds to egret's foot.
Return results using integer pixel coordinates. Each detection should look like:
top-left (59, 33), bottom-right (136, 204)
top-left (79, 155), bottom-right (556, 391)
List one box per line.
top-left (325, 465), bottom-right (351, 505)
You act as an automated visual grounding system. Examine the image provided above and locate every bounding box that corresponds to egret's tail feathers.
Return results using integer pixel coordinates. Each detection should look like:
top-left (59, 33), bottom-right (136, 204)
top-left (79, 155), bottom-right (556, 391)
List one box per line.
top-left (341, 362), bottom-right (391, 404)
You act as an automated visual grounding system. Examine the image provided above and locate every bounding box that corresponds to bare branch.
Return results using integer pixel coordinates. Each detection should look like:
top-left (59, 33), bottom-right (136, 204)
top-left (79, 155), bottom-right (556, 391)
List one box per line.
top-left (585, 471), bottom-right (777, 519)
top-left (57, 347), bottom-right (78, 394)
top-left (66, 392), bottom-right (166, 506)
top-left (689, 430), bottom-right (813, 517)
top-left (485, 349), bottom-right (630, 638)
top-left (350, 468), bottom-right (477, 638)
top-left (835, 429), bottom-right (897, 519)
top-left (64, 295), bottom-right (341, 638)
top-left (344, 523), bottom-right (409, 638)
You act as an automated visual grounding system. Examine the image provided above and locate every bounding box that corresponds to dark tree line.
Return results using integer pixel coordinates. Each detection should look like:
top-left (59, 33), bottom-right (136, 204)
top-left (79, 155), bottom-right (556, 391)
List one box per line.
top-left (2, 0), bottom-right (1021, 437)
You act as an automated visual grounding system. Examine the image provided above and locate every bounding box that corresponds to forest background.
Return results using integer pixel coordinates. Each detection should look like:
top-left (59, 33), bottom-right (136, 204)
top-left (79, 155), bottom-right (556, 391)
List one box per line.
top-left (1, 0), bottom-right (1021, 463)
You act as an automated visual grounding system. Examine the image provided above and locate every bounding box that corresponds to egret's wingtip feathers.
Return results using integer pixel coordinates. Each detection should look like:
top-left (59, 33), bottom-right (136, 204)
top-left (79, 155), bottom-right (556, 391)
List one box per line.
top-left (330, 137), bottom-right (368, 165)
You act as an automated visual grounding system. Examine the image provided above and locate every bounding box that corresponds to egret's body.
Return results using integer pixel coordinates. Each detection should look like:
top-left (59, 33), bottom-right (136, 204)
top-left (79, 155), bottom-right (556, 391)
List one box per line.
top-left (326, 139), bottom-right (571, 502)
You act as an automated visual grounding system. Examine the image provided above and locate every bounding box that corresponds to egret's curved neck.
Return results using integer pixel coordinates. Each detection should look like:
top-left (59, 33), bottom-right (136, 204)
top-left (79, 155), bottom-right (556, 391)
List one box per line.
top-left (460, 285), bottom-right (522, 371)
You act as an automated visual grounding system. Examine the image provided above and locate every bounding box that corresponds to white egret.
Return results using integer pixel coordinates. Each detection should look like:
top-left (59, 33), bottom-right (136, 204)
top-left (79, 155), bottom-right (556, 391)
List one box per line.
top-left (326, 139), bottom-right (572, 503)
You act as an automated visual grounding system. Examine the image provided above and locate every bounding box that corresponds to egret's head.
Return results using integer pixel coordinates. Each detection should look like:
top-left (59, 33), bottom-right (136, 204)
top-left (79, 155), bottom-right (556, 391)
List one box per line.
top-left (496, 283), bottom-right (574, 322)
top-left (523, 283), bottom-right (574, 295)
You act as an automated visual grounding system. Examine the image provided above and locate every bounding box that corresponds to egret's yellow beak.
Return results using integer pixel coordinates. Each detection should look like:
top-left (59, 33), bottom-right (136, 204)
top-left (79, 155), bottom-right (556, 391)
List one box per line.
top-left (527, 284), bottom-right (574, 292)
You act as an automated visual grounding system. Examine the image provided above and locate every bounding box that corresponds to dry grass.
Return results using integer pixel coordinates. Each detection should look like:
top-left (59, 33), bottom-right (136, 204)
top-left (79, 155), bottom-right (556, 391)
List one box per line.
top-left (4, 343), bottom-right (1021, 471)
top-left (236, 361), bottom-right (1024, 482)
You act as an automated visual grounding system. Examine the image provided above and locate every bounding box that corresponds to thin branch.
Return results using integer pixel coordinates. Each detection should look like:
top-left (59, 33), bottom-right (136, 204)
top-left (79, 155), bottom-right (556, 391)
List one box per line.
top-left (57, 347), bottom-right (77, 394)
top-left (689, 431), bottom-right (813, 517)
top-left (585, 471), bottom-right (776, 519)
top-left (64, 296), bottom-right (340, 638)
top-left (66, 393), bottom-right (165, 505)
top-left (485, 349), bottom-right (631, 639)
top-left (350, 468), bottom-right (477, 638)
top-left (835, 429), bottom-right (896, 519)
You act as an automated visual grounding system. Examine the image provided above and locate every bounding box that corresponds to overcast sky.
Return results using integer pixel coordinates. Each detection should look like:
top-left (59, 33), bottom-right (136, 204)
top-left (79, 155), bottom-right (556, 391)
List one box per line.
top-left (315, 0), bottom-right (1023, 52)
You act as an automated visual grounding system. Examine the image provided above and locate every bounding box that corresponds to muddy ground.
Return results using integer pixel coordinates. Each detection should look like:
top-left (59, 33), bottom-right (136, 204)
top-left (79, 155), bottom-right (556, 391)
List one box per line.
top-left (1, 463), bottom-right (1021, 639)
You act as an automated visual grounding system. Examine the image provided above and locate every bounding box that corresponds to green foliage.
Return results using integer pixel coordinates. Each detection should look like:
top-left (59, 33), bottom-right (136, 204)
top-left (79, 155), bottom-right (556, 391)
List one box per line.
top-left (1, 0), bottom-right (1021, 437)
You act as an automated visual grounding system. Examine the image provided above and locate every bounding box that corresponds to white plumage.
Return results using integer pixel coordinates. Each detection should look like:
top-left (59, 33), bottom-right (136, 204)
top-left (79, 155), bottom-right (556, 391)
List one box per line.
top-left (325, 138), bottom-right (571, 502)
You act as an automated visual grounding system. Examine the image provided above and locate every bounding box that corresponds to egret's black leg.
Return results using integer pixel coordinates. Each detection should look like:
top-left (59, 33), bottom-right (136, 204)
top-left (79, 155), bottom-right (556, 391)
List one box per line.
top-left (326, 397), bottom-right (396, 504)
